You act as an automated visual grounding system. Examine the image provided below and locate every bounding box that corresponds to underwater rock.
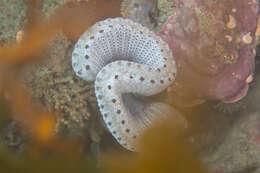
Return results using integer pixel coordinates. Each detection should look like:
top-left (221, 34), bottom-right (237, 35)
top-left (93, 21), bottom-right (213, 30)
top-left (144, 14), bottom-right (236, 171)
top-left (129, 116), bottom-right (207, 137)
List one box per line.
top-left (204, 111), bottom-right (260, 173)
top-left (156, 0), bottom-right (175, 30)
top-left (0, 0), bottom-right (27, 43)
top-left (72, 18), bottom-right (186, 151)
top-left (42, 0), bottom-right (70, 18)
top-left (159, 0), bottom-right (259, 107)
top-left (1, 121), bottom-right (25, 153)
top-left (56, 0), bottom-right (121, 42)
top-left (121, 0), bottom-right (159, 29)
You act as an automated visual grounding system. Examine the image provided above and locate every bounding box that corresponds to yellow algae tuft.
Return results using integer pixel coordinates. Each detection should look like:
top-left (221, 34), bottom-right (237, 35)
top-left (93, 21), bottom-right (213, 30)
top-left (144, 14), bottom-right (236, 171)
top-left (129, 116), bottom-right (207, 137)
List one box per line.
top-left (242, 32), bottom-right (253, 44)
top-left (226, 15), bottom-right (236, 29)
top-left (245, 74), bottom-right (253, 84)
top-left (16, 30), bottom-right (25, 43)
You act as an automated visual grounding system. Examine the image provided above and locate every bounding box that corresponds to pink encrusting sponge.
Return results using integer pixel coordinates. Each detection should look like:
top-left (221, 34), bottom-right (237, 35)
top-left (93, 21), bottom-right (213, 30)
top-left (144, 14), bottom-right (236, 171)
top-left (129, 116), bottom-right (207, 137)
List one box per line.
top-left (158, 0), bottom-right (259, 106)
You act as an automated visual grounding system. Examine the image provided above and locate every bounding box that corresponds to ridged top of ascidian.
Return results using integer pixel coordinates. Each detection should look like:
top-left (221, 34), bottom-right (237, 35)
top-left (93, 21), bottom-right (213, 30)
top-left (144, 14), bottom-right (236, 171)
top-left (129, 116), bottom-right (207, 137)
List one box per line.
top-left (71, 17), bottom-right (175, 82)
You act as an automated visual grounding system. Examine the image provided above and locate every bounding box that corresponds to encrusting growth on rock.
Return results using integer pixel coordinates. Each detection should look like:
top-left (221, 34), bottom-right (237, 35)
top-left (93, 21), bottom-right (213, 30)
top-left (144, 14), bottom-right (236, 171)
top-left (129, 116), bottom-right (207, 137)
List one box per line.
top-left (120, 0), bottom-right (159, 29)
top-left (159, 0), bottom-right (259, 106)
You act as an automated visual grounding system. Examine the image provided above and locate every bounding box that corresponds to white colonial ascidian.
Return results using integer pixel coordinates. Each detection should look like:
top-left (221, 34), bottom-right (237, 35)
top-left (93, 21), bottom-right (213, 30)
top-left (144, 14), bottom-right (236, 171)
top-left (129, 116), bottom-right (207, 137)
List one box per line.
top-left (72, 18), bottom-right (187, 151)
